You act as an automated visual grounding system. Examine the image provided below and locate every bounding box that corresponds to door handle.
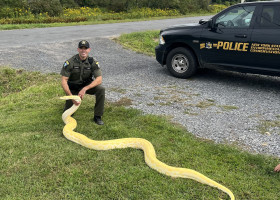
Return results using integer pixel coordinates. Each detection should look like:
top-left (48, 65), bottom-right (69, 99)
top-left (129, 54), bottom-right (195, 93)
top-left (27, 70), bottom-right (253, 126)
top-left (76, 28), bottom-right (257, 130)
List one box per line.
top-left (235, 34), bottom-right (247, 38)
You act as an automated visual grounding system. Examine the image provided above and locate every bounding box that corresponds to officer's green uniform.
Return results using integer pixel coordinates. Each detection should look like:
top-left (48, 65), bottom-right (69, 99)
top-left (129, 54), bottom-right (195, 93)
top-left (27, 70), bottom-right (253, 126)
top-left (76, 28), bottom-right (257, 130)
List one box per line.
top-left (60, 54), bottom-right (105, 117)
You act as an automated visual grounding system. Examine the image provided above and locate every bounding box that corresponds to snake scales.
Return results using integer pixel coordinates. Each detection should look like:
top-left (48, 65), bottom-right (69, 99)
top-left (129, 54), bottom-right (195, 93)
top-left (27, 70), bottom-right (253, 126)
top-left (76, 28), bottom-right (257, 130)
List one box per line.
top-left (60, 95), bottom-right (235, 200)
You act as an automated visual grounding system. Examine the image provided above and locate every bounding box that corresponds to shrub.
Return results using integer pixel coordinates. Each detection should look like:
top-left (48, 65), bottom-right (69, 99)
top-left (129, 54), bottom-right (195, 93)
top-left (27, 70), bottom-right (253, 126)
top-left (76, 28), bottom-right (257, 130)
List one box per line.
top-left (63, 7), bottom-right (102, 17)
top-left (0, 7), bottom-right (16, 18)
top-left (28, 0), bottom-right (63, 17)
top-left (63, 7), bottom-right (181, 21)
top-left (209, 4), bottom-right (228, 13)
top-left (74, 0), bottom-right (96, 7)
top-left (60, 0), bottom-right (78, 8)
top-left (0, 0), bottom-right (27, 8)
top-left (0, 16), bottom-right (87, 24)
top-left (0, 7), bottom-right (34, 18)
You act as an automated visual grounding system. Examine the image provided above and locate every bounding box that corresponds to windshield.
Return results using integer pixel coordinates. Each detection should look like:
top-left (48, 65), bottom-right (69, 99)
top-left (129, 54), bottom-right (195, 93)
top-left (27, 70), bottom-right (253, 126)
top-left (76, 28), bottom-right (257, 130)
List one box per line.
top-left (216, 5), bottom-right (256, 28)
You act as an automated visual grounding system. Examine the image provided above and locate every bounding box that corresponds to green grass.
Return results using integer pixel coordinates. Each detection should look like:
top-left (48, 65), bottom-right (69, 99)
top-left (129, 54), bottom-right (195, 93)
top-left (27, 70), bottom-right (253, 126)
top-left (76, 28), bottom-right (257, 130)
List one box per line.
top-left (116, 30), bottom-right (159, 56)
top-left (0, 13), bottom-right (213, 31)
top-left (1, 66), bottom-right (280, 199)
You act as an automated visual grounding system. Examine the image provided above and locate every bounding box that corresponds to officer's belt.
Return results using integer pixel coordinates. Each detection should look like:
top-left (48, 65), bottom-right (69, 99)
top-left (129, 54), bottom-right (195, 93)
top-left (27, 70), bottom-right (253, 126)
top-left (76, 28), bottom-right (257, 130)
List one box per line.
top-left (67, 80), bottom-right (92, 91)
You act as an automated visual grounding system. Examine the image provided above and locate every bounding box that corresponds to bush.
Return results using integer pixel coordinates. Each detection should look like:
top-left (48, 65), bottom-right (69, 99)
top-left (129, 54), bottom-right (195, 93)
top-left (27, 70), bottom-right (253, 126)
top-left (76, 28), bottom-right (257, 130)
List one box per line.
top-left (63, 7), bottom-right (102, 17)
top-left (63, 7), bottom-right (181, 21)
top-left (209, 4), bottom-right (228, 13)
top-left (60, 0), bottom-right (78, 8)
top-left (0, 16), bottom-right (87, 24)
top-left (74, 0), bottom-right (96, 7)
top-left (0, 7), bottom-right (17, 18)
top-left (28, 0), bottom-right (63, 17)
top-left (0, 7), bottom-right (34, 18)
top-left (0, 0), bottom-right (27, 8)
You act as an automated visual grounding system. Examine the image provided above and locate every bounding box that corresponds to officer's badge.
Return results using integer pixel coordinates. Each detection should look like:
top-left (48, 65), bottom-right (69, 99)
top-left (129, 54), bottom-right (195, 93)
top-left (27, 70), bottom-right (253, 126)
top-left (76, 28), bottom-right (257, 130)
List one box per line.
top-left (64, 61), bottom-right (69, 68)
top-left (81, 41), bottom-right (86, 44)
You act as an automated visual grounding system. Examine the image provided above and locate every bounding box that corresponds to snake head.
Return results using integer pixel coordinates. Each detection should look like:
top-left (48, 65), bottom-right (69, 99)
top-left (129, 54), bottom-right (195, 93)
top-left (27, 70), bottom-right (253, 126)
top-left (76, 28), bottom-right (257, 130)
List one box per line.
top-left (60, 95), bottom-right (81, 103)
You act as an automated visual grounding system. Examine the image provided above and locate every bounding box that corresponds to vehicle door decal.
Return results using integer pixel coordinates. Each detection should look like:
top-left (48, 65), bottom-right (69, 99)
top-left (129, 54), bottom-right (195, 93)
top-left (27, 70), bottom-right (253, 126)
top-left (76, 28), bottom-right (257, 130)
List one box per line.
top-left (200, 41), bottom-right (249, 52)
top-left (250, 43), bottom-right (280, 54)
top-left (201, 41), bottom-right (280, 54)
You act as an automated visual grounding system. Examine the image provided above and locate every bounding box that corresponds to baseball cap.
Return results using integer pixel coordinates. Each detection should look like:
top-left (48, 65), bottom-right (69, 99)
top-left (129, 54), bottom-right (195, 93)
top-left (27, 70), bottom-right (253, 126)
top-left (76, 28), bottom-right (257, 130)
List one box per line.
top-left (78, 40), bottom-right (90, 48)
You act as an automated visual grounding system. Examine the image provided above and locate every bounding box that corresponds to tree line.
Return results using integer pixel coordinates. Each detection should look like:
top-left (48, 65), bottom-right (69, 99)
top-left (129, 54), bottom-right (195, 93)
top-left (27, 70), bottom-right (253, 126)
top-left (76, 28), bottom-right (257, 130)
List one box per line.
top-left (1, 0), bottom-right (243, 17)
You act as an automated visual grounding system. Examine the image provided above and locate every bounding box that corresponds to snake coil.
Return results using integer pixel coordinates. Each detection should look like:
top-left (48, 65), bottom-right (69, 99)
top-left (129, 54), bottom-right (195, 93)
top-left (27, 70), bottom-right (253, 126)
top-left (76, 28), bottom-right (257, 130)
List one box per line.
top-left (60, 95), bottom-right (235, 200)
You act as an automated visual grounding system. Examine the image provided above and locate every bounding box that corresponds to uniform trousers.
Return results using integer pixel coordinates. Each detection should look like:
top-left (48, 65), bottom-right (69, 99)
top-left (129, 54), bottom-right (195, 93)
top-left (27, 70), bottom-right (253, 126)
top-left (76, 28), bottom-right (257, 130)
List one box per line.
top-left (64, 84), bottom-right (105, 116)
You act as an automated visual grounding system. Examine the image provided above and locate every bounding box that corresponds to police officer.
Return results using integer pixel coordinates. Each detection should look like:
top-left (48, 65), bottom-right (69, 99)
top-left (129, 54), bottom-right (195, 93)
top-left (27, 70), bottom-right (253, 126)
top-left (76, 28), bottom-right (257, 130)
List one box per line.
top-left (60, 40), bottom-right (105, 125)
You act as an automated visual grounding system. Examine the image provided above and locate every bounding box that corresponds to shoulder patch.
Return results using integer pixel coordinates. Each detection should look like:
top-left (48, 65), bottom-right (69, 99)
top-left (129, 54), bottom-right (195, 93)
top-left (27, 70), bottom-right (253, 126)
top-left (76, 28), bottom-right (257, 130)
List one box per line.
top-left (96, 61), bottom-right (100, 68)
top-left (64, 61), bottom-right (70, 68)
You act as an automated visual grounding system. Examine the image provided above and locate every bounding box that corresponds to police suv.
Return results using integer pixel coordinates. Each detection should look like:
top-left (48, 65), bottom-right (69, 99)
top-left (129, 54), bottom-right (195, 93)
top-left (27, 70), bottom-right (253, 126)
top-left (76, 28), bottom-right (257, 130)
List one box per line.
top-left (155, 1), bottom-right (280, 78)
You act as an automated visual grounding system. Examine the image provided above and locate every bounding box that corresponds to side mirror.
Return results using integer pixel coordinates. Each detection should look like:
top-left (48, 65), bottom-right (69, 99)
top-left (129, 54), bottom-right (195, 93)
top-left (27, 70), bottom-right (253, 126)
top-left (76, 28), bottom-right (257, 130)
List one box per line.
top-left (199, 19), bottom-right (208, 24)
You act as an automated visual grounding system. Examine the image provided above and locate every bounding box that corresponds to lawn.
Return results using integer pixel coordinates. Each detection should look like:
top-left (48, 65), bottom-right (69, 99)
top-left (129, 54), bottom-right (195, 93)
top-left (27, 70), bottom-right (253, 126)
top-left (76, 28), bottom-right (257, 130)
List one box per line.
top-left (115, 30), bottom-right (159, 56)
top-left (0, 66), bottom-right (279, 200)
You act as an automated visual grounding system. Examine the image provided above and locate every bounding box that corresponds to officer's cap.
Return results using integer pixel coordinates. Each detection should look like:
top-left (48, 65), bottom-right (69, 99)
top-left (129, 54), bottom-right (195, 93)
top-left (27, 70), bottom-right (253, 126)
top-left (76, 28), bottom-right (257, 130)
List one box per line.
top-left (78, 40), bottom-right (90, 49)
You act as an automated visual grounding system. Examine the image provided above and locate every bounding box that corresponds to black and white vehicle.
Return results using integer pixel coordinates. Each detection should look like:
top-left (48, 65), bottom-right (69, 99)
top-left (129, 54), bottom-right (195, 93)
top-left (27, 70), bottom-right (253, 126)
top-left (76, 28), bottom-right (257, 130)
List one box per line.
top-left (155, 1), bottom-right (280, 78)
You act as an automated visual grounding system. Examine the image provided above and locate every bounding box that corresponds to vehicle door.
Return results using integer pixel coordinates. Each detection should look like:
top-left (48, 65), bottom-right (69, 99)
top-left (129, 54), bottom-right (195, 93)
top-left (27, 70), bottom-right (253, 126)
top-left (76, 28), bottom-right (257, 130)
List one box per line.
top-left (200, 5), bottom-right (257, 67)
top-left (249, 4), bottom-right (280, 71)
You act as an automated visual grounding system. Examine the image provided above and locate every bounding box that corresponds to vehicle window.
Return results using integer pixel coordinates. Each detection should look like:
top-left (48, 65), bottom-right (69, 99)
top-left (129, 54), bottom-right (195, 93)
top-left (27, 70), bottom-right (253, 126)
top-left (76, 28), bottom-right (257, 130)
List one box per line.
top-left (215, 6), bottom-right (256, 28)
top-left (259, 6), bottom-right (280, 28)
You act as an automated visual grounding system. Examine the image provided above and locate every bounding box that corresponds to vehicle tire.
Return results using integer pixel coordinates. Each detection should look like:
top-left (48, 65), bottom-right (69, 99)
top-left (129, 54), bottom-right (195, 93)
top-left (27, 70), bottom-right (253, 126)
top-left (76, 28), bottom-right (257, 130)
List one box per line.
top-left (166, 47), bottom-right (197, 78)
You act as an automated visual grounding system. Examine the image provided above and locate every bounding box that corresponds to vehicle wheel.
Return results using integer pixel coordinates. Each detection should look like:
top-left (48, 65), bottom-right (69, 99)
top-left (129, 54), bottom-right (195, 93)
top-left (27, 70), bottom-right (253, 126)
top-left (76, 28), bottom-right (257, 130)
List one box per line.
top-left (166, 47), bottom-right (197, 78)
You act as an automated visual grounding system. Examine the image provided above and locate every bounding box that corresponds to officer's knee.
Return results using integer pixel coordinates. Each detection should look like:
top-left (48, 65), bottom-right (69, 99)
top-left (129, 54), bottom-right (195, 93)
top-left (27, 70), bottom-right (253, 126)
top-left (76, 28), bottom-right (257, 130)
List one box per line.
top-left (96, 85), bottom-right (105, 95)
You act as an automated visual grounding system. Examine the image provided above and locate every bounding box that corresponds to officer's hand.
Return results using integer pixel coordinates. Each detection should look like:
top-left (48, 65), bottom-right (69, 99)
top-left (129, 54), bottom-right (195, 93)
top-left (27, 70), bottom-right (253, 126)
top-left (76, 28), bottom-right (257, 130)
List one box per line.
top-left (78, 89), bottom-right (86, 100)
top-left (72, 100), bottom-right (80, 106)
top-left (274, 164), bottom-right (280, 172)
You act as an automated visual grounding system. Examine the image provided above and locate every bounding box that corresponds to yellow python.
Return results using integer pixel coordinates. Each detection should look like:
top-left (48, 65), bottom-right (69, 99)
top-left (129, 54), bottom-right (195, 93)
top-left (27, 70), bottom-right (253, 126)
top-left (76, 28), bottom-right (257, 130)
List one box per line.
top-left (60, 95), bottom-right (235, 200)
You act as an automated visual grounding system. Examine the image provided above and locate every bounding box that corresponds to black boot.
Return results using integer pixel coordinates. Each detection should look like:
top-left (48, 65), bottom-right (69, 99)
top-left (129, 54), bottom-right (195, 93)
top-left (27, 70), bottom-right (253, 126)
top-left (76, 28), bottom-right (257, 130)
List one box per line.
top-left (93, 116), bottom-right (104, 125)
top-left (63, 100), bottom-right (75, 115)
top-left (63, 102), bottom-right (74, 116)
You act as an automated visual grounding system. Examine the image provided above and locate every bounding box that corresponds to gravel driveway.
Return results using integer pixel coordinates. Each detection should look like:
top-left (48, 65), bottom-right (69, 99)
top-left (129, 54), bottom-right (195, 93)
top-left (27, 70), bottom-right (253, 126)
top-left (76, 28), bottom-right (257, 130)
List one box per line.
top-left (1, 17), bottom-right (280, 158)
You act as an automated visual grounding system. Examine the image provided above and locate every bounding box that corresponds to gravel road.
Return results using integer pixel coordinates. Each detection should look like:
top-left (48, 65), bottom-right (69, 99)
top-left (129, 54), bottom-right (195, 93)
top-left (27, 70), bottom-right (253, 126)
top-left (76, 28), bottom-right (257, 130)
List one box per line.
top-left (1, 16), bottom-right (280, 158)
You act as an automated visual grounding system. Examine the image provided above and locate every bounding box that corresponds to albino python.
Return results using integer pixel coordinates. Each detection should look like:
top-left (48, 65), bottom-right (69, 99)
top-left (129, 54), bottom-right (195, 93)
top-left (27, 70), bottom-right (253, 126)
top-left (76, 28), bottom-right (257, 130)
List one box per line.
top-left (60, 95), bottom-right (235, 200)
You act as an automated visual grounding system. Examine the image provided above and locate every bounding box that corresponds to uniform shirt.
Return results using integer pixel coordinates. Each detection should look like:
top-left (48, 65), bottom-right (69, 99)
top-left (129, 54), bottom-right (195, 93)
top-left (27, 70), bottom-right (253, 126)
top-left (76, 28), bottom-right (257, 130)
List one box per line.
top-left (60, 54), bottom-right (102, 85)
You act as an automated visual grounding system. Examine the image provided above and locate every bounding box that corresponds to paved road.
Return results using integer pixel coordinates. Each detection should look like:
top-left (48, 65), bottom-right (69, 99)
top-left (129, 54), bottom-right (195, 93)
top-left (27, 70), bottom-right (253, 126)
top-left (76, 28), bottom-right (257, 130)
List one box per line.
top-left (0, 16), bottom-right (208, 47)
top-left (1, 16), bottom-right (280, 158)
top-left (0, 16), bottom-right (208, 72)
